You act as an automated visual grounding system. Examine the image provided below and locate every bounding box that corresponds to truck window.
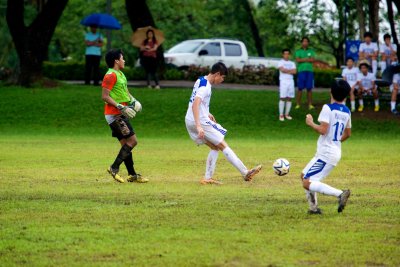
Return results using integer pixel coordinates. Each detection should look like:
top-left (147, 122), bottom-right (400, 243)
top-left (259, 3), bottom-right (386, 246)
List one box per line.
top-left (202, 42), bottom-right (221, 56)
top-left (224, 43), bottom-right (242, 56)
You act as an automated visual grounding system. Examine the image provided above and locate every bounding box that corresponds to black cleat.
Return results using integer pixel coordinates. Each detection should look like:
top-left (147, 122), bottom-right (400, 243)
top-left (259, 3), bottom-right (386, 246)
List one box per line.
top-left (307, 208), bottom-right (323, 215)
top-left (338, 189), bottom-right (351, 213)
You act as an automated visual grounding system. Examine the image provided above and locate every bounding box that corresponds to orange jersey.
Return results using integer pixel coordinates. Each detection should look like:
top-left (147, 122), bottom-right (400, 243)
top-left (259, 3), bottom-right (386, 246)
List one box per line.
top-left (102, 72), bottom-right (128, 115)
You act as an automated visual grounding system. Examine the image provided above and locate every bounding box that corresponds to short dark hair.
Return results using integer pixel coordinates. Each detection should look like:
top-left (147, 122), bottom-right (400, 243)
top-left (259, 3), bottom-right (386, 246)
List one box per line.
top-left (331, 80), bottom-right (351, 102)
top-left (383, 33), bottom-right (391, 40)
top-left (346, 57), bottom-right (354, 62)
top-left (211, 62), bottom-right (228, 76)
top-left (105, 49), bottom-right (123, 68)
top-left (301, 36), bottom-right (310, 43)
top-left (364, 32), bottom-right (373, 38)
top-left (282, 48), bottom-right (290, 54)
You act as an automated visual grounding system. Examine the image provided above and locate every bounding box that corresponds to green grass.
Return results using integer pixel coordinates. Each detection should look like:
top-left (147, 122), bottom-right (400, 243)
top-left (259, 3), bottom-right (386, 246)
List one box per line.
top-left (0, 85), bottom-right (399, 266)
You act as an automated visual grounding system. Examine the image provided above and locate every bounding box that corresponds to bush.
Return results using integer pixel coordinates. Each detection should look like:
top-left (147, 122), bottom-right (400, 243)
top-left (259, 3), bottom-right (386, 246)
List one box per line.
top-left (42, 61), bottom-right (340, 88)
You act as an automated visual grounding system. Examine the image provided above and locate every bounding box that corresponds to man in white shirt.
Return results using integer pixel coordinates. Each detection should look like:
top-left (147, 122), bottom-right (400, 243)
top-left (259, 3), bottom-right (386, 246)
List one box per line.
top-left (185, 62), bottom-right (262, 185)
top-left (359, 32), bottom-right (378, 75)
top-left (278, 49), bottom-right (297, 121)
top-left (341, 57), bottom-right (359, 111)
top-left (380, 33), bottom-right (398, 74)
top-left (357, 62), bottom-right (379, 112)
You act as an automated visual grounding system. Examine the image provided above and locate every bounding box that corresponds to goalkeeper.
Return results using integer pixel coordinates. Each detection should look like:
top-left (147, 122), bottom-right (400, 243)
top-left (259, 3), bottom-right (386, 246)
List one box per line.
top-left (101, 49), bottom-right (148, 183)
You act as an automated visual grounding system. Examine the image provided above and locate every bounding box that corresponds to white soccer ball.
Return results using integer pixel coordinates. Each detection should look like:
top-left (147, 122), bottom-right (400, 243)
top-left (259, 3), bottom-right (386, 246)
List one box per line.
top-left (273, 158), bottom-right (290, 176)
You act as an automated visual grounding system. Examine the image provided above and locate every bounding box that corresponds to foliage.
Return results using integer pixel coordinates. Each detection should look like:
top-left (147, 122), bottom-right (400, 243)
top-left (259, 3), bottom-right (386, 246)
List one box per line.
top-left (0, 85), bottom-right (399, 266)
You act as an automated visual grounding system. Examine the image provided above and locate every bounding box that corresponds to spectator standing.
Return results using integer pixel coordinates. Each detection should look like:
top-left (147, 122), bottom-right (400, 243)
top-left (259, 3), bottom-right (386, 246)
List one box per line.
top-left (85, 25), bottom-right (103, 86)
top-left (295, 37), bottom-right (315, 110)
top-left (277, 49), bottom-right (297, 121)
top-left (359, 32), bottom-right (378, 75)
top-left (140, 29), bottom-right (160, 89)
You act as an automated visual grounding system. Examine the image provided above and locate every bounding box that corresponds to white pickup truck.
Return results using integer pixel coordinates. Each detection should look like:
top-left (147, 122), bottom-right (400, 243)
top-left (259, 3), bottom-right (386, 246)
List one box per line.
top-left (164, 38), bottom-right (280, 69)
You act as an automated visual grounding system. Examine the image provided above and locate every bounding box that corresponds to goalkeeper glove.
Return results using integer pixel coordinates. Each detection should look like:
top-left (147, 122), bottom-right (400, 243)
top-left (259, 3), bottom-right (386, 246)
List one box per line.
top-left (128, 95), bottom-right (142, 112)
top-left (117, 104), bottom-right (136, 119)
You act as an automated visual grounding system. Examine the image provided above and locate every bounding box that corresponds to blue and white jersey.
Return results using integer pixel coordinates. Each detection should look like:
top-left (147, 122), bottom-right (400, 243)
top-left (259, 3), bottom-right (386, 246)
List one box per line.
top-left (357, 72), bottom-right (375, 90)
top-left (185, 76), bottom-right (212, 124)
top-left (316, 103), bottom-right (352, 166)
top-left (359, 42), bottom-right (378, 56)
top-left (278, 59), bottom-right (296, 80)
top-left (380, 43), bottom-right (397, 55)
top-left (342, 67), bottom-right (359, 88)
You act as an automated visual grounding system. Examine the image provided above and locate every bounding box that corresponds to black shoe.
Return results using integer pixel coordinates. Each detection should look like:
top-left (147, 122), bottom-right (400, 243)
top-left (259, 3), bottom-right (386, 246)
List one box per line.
top-left (338, 189), bottom-right (351, 213)
top-left (308, 208), bottom-right (323, 215)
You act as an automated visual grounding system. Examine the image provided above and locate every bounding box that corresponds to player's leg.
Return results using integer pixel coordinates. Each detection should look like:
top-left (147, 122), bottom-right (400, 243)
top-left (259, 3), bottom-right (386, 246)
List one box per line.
top-left (296, 72), bottom-right (305, 108)
top-left (302, 158), bottom-right (351, 213)
top-left (380, 56), bottom-right (387, 74)
top-left (373, 86), bottom-right (380, 112)
top-left (84, 55), bottom-right (92, 85)
top-left (301, 173), bottom-right (320, 214)
top-left (372, 59), bottom-right (378, 76)
top-left (92, 55), bottom-right (101, 86)
top-left (279, 81), bottom-right (285, 121)
top-left (391, 85), bottom-right (398, 114)
top-left (201, 141), bottom-right (221, 185)
top-left (350, 87), bottom-right (356, 112)
top-left (285, 81), bottom-right (294, 120)
top-left (358, 89), bottom-right (364, 112)
top-left (307, 72), bottom-right (314, 110)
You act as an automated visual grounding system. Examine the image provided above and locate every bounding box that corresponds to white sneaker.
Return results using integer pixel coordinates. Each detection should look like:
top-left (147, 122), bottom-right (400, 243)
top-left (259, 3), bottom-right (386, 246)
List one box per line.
top-left (279, 115), bottom-right (284, 121)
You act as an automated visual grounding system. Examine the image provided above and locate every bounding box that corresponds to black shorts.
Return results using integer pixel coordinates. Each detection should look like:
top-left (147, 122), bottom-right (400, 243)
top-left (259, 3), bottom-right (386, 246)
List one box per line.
top-left (109, 115), bottom-right (135, 140)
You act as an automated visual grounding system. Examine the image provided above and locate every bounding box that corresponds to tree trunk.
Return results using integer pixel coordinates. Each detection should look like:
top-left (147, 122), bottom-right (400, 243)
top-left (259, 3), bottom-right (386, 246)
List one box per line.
top-left (125, 0), bottom-right (165, 70)
top-left (6, 0), bottom-right (68, 86)
top-left (368, 0), bottom-right (379, 40)
top-left (355, 0), bottom-right (366, 40)
top-left (241, 0), bottom-right (264, 57)
top-left (390, 0), bottom-right (400, 59)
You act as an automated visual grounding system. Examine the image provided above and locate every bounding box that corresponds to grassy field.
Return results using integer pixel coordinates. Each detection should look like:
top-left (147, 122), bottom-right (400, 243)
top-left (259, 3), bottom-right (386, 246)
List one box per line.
top-left (0, 85), bottom-right (399, 266)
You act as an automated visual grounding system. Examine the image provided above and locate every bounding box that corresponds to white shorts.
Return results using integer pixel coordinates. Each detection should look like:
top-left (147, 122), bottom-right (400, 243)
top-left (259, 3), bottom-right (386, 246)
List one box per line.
top-left (185, 119), bottom-right (227, 146)
top-left (279, 79), bottom-right (295, 98)
top-left (302, 157), bottom-right (335, 182)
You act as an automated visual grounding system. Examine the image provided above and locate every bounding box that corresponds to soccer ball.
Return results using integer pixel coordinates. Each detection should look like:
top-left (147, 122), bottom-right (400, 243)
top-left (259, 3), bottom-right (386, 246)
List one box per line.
top-left (273, 158), bottom-right (290, 176)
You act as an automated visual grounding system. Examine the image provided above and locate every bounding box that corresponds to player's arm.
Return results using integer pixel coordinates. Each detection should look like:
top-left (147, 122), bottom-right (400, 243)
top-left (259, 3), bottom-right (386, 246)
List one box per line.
top-left (341, 119), bottom-right (352, 142)
top-left (290, 67), bottom-right (297, 74)
top-left (278, 66), bottom-right (289, 73)
top-left (102, 87), bottom-right (119, 107)
top-left (208, 113), bottom-right (216, 122)
top-left (192, 97), bottom-right (204, 139)
top-left (305, 114), bottom-right (329, 135)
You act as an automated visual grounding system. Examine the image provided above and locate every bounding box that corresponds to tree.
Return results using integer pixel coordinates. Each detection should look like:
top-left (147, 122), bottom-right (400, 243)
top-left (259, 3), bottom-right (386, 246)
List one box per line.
top-left (387, 0), bottom-right (400, 59)
top-left (6, 0), bottom-right (69, 86)
top-left (368, 0), bottom-right (380, 39)
top-left (355, 0), bottom-right (366, 40)
top-left (241, 0), bottom-right (264, 57)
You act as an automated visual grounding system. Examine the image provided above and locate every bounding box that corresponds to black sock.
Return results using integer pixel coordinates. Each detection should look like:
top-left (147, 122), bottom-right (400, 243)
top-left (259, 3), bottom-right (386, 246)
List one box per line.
top-left (124, 152), bottom-right (137, 176)
top-left (111, 144), bottom-right (132, 170)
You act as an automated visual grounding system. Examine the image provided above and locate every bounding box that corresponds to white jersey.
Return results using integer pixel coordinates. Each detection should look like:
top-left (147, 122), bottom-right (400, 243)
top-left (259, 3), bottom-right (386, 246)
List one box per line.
top-left (393, 74), bottom-right (400, 85)
top-left (359, 42), bottom-right (378, 56)
top-left (185, 76), bottom-right (212, 124)
top-left (380, 43), bottom-right (397, 55)
top-left (357, 72), bottom-right (375, 90)
top-left (316, 103), bottom-right (352, 166)
top-left (278, 59), bottom-right (296, 80)
top-left (341, 67), bottom-right (359, 88)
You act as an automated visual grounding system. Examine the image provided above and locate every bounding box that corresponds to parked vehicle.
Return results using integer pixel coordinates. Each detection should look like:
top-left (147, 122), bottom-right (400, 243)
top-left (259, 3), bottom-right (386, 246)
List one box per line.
top-left (164, 38), bottom-right (280, 69)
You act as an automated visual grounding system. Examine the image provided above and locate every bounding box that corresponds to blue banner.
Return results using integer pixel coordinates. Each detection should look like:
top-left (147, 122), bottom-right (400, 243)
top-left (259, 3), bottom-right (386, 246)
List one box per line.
top-left (345, 40), bottom-right (361, 61)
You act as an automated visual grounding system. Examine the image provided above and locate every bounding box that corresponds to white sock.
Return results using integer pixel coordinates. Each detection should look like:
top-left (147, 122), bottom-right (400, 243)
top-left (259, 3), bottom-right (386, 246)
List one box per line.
top-left (380, 61), bottom-right (387, 73)
top-left (359, 99), bottom-right (364, 106)
top-left (391, 101), bottom-right (396, 110)
top-left (305, 190), bottom-right (318, 211)
top-left (222, 147), bottom-right (247, 176)
top-left (372, 60), bottom-right (377, 75)
top-left (205, 150), bottom-right (219, 179)
top-left (285, 101), bottom-right (292, 115)
top-left (351, 101), bottom-right (355, 110)
top-left (309, 181), bottom-right (343, 197)
top-left (375, 99), bottom-right (379, 106)
top-left (279, 100), bottom-right (285, 116)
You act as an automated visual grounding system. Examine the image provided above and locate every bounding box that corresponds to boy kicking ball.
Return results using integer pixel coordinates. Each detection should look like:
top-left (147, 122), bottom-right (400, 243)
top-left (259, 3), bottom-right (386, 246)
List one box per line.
top-left (185, 62), bottom-right (262, 185)
top-left (278, 48), bottom-right (297, 121)
top-left (301, 80), bottom-right (352, 214)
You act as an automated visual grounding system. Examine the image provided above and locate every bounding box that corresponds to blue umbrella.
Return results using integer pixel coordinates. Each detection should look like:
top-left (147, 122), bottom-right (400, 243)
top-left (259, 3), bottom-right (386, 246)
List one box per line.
top-left (80, 13), bottom-right (122, 30)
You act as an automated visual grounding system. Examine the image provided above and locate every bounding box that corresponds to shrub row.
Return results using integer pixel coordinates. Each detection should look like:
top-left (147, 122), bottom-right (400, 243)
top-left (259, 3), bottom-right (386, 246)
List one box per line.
top-left (42, 61), bottom-right (341, 88)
